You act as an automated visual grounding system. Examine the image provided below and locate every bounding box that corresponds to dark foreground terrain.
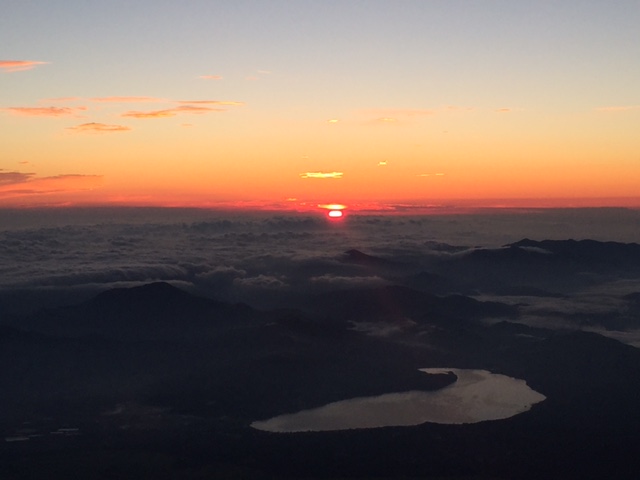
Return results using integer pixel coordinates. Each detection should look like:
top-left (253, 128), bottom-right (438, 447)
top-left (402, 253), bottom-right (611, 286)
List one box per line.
top-left (2, 238), bottom-right (640, 479)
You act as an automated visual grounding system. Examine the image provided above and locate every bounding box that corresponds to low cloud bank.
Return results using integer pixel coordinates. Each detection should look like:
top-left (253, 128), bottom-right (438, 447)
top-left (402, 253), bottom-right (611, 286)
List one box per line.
top-left (1, 207), bottom-right (639, 348)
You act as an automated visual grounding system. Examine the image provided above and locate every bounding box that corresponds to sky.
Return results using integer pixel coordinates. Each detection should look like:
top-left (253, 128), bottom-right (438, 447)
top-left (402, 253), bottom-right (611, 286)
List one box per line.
top-left (1, 0), bottom-right (640, 211)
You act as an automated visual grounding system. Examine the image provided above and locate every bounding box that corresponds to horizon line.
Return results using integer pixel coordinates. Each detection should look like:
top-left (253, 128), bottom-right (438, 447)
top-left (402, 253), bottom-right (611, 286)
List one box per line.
top-left (1, 196), bottom-right (640, 214)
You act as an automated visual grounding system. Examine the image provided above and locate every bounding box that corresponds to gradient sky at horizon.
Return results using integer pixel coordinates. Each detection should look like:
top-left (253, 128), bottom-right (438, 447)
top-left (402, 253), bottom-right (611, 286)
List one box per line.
top-left (2, 0), bottom-right (639, 210)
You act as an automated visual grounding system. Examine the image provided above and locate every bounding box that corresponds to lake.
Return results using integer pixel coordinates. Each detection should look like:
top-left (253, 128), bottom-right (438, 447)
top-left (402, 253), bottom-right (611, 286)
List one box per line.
top-left (251, 368), bottom-right (546, 432)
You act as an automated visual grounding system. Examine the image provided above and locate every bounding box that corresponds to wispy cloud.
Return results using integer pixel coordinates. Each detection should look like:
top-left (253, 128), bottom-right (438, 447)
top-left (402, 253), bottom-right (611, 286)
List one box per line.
top-left (0, 60), bottom-right (48, 73)
top-left (300, 172), bottom-right (344, 179)
top-left (596, 105), bottom-right (640, 112)
top-left (0, 170), bottom-right (35, 186)
top-left (375, 117), bottom-right (399, 124)
top-left (246, 70), bottom-right (271, 81)
top-left (199, 75), bottom-right (223, 80)
top-left (0, 172), bottom-right (103, 200)
top-left (27, 98), bottom-right (244, 123)
top-left (2, 106), bottom-right (87, 117)
top-left (121, 105), bottom-right (224, 118)
top-left (66, 122), bottom-right (131, 133)
top-left (42, 174), bottom-right (103, 183)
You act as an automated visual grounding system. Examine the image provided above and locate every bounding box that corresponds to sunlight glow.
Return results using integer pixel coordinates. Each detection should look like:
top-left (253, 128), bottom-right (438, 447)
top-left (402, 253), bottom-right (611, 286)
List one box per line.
top-left (318, 204), bottom-right (347, 210)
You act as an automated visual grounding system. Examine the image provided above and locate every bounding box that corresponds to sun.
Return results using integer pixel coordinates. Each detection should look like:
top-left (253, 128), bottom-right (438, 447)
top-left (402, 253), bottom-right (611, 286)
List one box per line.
top-left (328, 209), bottom-right (343, 218)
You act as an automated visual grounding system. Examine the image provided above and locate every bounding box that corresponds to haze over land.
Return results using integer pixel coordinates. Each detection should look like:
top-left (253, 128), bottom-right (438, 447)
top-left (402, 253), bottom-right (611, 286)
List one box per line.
top-left (2, 207), bottom-right (640, 321)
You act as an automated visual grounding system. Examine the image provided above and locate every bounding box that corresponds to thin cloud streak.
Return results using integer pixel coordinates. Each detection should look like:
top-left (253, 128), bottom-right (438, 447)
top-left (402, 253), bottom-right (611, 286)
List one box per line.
top-left (121, 105), bottom-right (224, 118)
top-left (2, 106), bottom-right (87, 117)
top-left (199, 75), bottom-right (223, 80)
top-left (0, 60), bottom-right (48, 72)
top-left (0, 173), bottom-right (103, 200)
top-left (300, 172), bottom-right (344, 179)
top-left (66, 122), bottom-right (131, 133)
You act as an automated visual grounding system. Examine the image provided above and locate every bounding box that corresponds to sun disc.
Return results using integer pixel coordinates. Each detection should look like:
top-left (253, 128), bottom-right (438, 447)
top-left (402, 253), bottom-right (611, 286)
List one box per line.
top-left (328, 210), bottom-right (343, 218)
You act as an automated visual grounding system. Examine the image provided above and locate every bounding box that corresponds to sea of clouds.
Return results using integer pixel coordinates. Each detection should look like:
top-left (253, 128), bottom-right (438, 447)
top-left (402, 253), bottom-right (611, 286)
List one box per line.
top-left (1, 207), bottom-right (639, 348)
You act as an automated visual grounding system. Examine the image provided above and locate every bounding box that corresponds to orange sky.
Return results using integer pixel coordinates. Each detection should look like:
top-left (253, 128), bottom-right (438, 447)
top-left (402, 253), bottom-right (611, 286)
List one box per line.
top-left (2, 2), bottom-right (640, 211)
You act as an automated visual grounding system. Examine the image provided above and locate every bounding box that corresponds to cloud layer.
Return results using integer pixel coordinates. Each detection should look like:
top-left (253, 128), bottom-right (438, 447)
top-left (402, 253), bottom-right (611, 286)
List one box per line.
top-left (3, 97), bottom-right (244, 135)
top-left (1, 207), bottom-right (639, 352)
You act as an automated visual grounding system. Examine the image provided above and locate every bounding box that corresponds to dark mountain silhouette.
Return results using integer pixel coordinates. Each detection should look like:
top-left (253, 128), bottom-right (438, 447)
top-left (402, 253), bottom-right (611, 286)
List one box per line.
top-left (90, 281), bottom-right (202, 308)
top-left (509, 238), bottom-right (640, 266)
top-left (403, 270), bottom-right (474, 295)
top-left (3, 234), bottom-right (640, 480)
top-left (491, 285), bottom-right (565, 297)
top-left (429, 238), bottom-right (640, 295)
top-left (0, 283), bottom-right (459, 423)
top-left (623, 292), bottom-right (640, 319)
top-left (624, 291), bottom-right (640, 302)
top-left (8, 282), bottom-right (255, 341)
top-left (308, 284), bottom-right (517, 327)
top-left (339, 249), bottom-right (407, 271)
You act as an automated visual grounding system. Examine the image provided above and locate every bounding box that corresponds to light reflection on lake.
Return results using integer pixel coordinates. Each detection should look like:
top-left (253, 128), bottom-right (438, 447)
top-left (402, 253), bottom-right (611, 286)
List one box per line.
top-left (251, 368), bottom-right (546, 432)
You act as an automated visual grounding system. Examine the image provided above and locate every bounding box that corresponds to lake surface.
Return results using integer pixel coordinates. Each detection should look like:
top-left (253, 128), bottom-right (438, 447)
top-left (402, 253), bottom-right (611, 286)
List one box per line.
top-left (251, 368), bottom-right (546, 432)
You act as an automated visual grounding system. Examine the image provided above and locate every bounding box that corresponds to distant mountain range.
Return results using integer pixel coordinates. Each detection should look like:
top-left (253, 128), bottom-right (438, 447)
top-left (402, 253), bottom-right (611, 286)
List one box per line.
top-left (2, 238), bottom-right (640, 479)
